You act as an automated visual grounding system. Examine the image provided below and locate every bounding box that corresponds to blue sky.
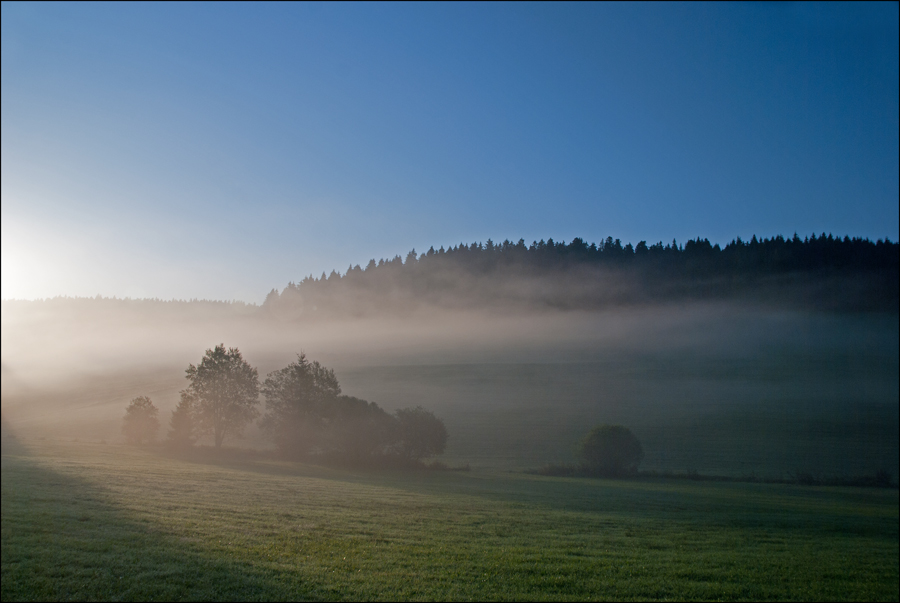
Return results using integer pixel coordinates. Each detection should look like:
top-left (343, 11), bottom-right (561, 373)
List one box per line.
top-left (2, 2), bottom-right (897, 302)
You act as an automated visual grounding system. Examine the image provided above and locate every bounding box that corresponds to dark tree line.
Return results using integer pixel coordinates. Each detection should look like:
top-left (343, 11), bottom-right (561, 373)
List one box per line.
top-left (263, 234), bottom-right (899, 317)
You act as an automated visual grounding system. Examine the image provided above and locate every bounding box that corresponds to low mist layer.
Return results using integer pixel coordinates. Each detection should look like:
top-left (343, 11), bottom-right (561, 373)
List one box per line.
top-left (3, 233), bottom-right (898, 478)
top-left (3, 294), bottom-right (897, 479)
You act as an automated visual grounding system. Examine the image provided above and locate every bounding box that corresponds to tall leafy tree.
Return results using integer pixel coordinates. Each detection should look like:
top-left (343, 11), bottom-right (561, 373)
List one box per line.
top-left (182, 344), bottom-right (259, 448)
top-left (260, 353), bottom-right (341, 457)
top-left (167, 391), bottom-right (197, 449)
top-left (122, 396), bottom-right (160, 444)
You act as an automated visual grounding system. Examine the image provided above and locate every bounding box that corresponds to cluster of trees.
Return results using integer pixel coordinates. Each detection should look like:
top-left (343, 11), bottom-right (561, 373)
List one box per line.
top-left (122, 345), bottom-right (447, 465)
top-left (262, 234), bottom-right (899, 316)
top-left (257, 356), bottom-right (446, 462)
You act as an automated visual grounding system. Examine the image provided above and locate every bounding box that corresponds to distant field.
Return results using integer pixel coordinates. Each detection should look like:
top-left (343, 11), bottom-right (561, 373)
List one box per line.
top-left (2, 438), bottom-right (897, 601)
top-left (337, 349), bottom-right (899, 478)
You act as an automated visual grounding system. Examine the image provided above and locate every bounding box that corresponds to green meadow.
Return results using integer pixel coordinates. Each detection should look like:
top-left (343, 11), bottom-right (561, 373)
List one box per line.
top-left (2, 438), bottom-right (897, 601)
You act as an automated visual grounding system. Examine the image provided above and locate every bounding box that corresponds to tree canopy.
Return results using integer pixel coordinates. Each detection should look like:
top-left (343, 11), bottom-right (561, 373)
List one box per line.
top-left (167, 392), bottom-right (197, 450)
top-left (261, 355), bottom-right (447, 465)
top-left (182, 344), bottom-right (260, 448)
top-left (578, 424), bottom-right (644, 477)
top-left (122, 396), bottom-right (160, 444)
top-left (260, 353), bottom-right (341, 457)
top-left (393, 406), bottom-right (448, 462)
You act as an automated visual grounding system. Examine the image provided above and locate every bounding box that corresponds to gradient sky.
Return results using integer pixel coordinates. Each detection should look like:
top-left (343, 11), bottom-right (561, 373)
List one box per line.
top-left (2, 2), bottom-right (898, 302)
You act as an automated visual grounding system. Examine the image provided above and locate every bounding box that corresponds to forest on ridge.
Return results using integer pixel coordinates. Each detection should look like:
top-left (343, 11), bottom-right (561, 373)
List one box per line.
top-left (263, 234), bottom-right (900, 317)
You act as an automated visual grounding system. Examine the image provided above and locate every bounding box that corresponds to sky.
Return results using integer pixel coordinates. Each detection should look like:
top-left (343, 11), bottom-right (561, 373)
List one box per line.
top-left (2, 2), bottom-right (898, 303)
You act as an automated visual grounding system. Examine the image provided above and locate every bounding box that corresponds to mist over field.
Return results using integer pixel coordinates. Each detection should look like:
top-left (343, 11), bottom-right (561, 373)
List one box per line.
top-left (3, 284), bottom-right (897, 479)
top-left (4, 4), bottom-right (899, 600)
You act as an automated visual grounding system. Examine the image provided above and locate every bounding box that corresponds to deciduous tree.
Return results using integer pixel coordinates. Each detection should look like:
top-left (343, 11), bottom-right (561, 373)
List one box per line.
top-left (182, 344), bottom-right (259, 448)
top-left (122, 396), bottom-right (160, 444)
top-left (393, 406), bottom-right (448, 462)
top-left (260, 353), bottom-right (340, 457)
top-left (261, 355), bottom-right (449, 465)
top-left (167, 391), bottom-right (197, 449)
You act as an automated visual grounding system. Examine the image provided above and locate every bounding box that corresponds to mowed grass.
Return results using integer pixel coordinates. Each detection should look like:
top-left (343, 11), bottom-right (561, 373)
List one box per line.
top-left (2, 438), bottom-right (897, 601)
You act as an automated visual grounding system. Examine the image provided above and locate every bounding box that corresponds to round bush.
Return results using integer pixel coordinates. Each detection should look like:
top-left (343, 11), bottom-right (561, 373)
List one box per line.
top-left (578, 424), bottom-right (644, 477)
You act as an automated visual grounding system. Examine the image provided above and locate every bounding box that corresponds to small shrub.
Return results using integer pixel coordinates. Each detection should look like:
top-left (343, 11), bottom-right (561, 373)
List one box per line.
top-left (394, 406), bottom-right (448, 462)
top-left (577, 424), bottom-right (644, 478)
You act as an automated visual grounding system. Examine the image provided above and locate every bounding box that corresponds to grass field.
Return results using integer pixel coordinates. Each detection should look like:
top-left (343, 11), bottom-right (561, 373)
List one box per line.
top-left (3, 437), bottom-right (897, 601)
top-left (3, 306), bottom-right (897, 600)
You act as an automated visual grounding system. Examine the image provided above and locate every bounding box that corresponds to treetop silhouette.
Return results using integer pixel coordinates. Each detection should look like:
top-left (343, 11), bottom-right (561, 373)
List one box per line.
top-left (262, 234), bottom-right (898, 317)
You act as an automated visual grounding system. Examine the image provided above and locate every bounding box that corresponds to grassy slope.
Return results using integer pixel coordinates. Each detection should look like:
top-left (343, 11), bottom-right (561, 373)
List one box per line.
top-left (3, 439), bottom-right (897, 601)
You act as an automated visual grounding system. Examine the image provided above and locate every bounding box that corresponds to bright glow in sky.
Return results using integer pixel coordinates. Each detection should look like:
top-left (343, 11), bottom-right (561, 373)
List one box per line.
top-left (2, 2), bottom-right (898, 302)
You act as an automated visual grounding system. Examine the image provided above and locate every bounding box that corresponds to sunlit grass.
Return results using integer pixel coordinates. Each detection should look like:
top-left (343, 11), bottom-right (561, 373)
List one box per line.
top-left (2, 439), bottom-right (897, 601)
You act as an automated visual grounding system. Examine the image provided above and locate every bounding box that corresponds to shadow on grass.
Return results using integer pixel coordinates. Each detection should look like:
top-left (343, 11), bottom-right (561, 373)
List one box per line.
top-left (1, 440), bottom-right (320, 602)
